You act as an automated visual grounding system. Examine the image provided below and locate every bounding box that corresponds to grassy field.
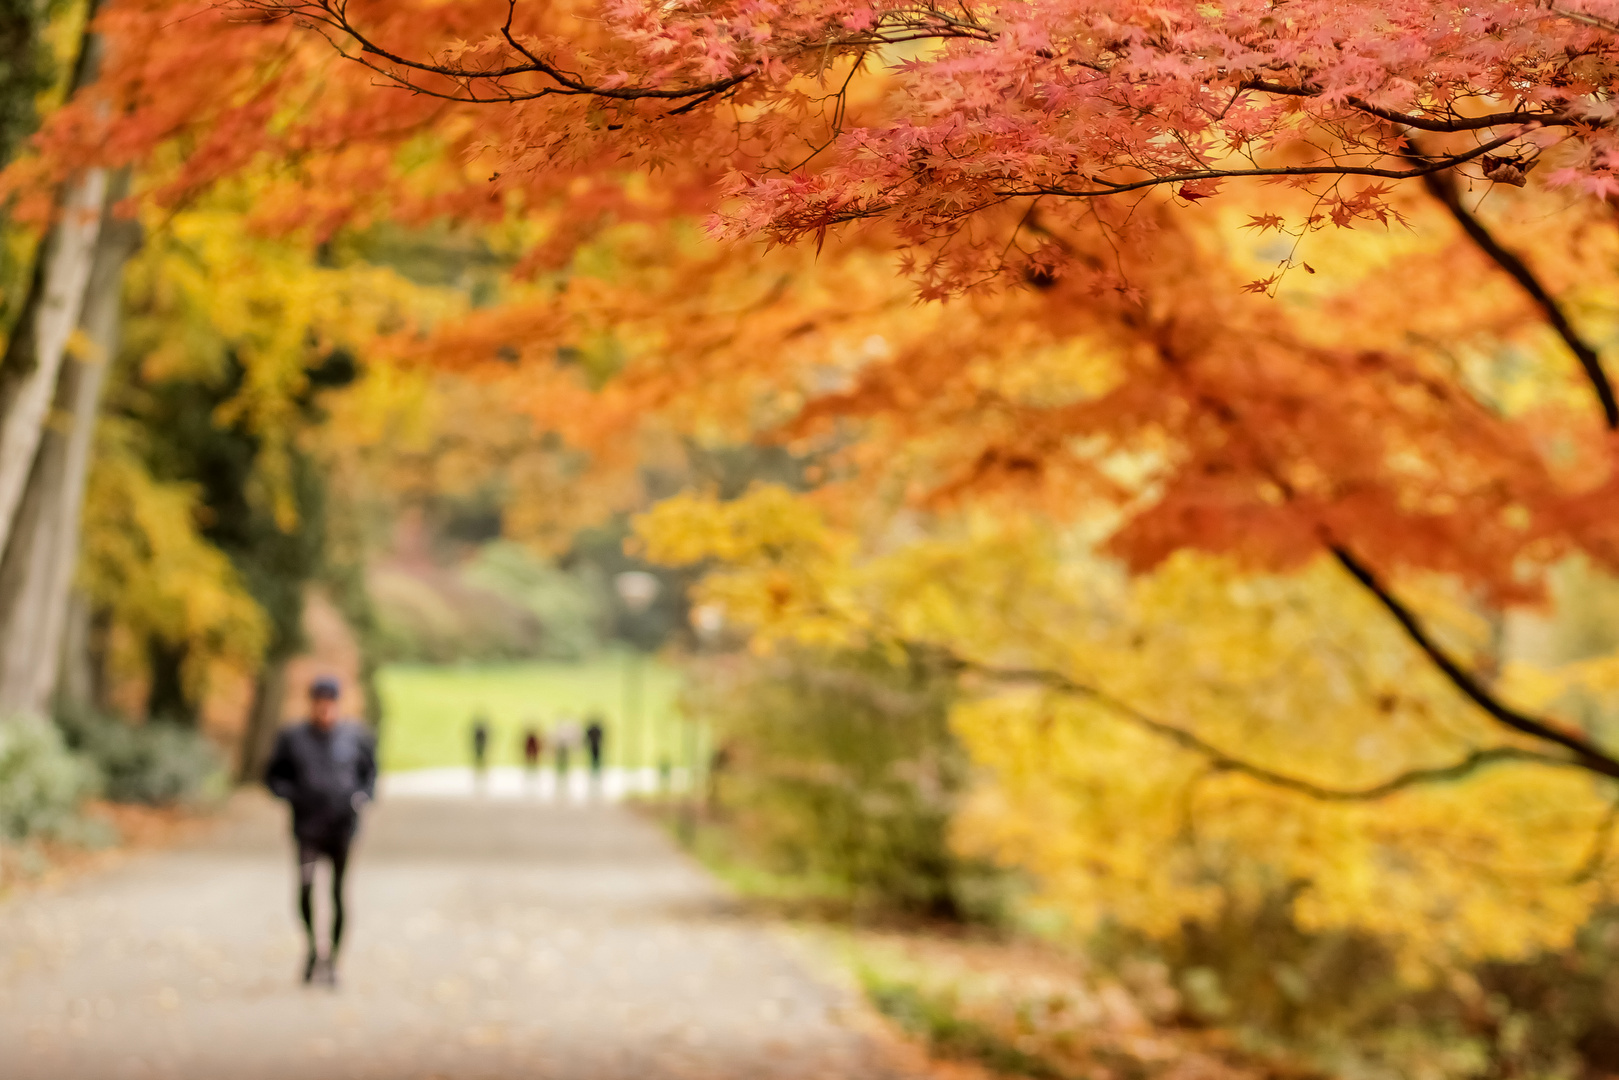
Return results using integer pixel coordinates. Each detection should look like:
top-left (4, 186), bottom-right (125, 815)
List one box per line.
top-left (376, 654), bottom-right (688, 772)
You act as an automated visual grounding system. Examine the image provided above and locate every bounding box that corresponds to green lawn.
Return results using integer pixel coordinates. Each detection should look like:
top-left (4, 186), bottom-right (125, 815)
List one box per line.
top-left (376, 653), bottom-right (688, 772)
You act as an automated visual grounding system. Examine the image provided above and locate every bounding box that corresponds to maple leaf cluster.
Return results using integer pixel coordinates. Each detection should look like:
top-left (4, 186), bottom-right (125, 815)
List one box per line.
top-left (139, 0), bottom-right (1619, 288)
top-left (10, 1), bottom-right (1619, 284)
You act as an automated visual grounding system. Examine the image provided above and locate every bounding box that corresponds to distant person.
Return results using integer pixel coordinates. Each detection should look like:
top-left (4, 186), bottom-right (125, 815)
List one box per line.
top-left (265, 676), bottom-right (376, 987)
top-left (584, 716), bottom-right (606, 786)
top-left (522, 726), bottom-right (543, 793)
top-left (554, 716), bottom-right (582, 793)
top-left (470, 713), bottom-right (491, 785)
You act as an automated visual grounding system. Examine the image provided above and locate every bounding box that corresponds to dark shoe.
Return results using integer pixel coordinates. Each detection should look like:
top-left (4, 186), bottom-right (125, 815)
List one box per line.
top-left (303, 952), bottom-right (320, 984)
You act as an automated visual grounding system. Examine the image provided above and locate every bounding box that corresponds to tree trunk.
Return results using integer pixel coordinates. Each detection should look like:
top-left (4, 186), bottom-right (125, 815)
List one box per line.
top-left (56, 588), bottom-right (100, 714)
top-left (238, 656), bottom-right (290, 783)
top-left (0, 167), bottom-right (109, 561)
top-left (145, 639), bottom-right (192, 723)
top-left (0, 1), bottom-right (111, 564)
top-left (0, 175), bottom-right (136, 719)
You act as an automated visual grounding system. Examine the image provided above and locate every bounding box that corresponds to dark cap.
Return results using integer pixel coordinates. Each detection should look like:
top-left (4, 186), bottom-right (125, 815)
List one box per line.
top-left (309, 676), bottom-right (341, 700)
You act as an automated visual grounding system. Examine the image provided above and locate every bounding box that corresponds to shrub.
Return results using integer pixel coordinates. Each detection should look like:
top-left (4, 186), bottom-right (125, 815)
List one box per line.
top-left (1084, 893), bottom-right (1619, 1079)
top-left (0, 718), bottom-right (100, 842)
top-left (55, 708), bottom-right (226, 806)
top-left (692, 647), bottom-right (1004, 919)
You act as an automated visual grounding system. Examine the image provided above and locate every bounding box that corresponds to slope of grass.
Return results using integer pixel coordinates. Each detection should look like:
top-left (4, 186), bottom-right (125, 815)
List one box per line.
top-left (376, 653), bottom-right (686, 772)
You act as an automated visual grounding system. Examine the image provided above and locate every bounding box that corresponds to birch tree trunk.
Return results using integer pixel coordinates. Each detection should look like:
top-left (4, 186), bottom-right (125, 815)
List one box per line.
top-left (0, 3), bottom-right (110, 562)
top-left (0, 178), bottom-right (137, 718)
top-left (56, 588), bottom-right (101, 714)
top-left (0, 167), bottom-right (108, 560)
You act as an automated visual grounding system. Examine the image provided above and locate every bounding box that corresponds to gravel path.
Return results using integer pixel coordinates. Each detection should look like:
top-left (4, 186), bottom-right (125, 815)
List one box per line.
top-left (0, 792), bottom-right (916, 1080)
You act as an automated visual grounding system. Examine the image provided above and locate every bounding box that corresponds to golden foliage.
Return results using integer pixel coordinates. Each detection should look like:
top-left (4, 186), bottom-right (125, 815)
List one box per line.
top-left (78, 418), bottom-right (268, 696)
top-left (123, 205), bottom-right (464, 526)
top-left (79, 193), bottom-right (469, 702)
top-left (640, 487), bottom-right (1619, 968)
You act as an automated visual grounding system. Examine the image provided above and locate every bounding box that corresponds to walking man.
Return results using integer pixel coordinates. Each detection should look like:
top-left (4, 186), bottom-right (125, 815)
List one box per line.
top-left (471, 712), bottom-right (491, 787)
top-left (265, 676), bottom-right (376, 986)
top-left (584, 715), bottom-right (606, 793)
top-left (522, 725), bottom-right (543, 794)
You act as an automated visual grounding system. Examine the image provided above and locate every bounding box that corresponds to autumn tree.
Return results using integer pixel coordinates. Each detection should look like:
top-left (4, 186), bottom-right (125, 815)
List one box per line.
top-left (17, 1), bottom-right (1614, 737)
top-left (0, 1), bottom-right (133, 718)
top-left (203, 0), bottom-right (1619, 786)
top-left (0, 0), bottom-right (498, 722)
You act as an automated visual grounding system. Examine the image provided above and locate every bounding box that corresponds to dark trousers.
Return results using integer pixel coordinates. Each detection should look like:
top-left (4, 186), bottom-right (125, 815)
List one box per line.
top-left (296, 832), bottom-right (353, 960)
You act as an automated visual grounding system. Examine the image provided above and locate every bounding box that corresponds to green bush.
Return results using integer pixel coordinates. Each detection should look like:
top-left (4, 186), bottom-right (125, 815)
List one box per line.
top-left (0, 718), bottom-right (100, 841)
top-left (692, 647), bottom-right (1003, 919)
top-left (55, 708), bottom-right (226, 806)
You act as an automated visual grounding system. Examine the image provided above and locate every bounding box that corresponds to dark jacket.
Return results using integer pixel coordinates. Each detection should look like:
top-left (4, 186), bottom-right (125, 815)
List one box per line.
top-left (265, 721), bottom-right (377, 841)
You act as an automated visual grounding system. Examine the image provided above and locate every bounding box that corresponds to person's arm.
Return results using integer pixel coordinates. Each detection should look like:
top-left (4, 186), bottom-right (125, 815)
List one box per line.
top-left (264, 730), bottom-right (296, 800)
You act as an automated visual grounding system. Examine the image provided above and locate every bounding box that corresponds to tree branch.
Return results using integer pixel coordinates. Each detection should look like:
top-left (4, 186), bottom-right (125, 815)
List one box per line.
top-left (1331, 546), bottom-right (1619, 780)
top-left (764, 131), bottom-right (1542, 233)
top-left (1552, 5), bottom-right (1619, 35)
top-left (243, 1), bottom-right (1579, 184)
top-left (1241, 80), bottom-right (1578, 134)
top-left (1149, 335), bottom-right (1619, 787)
top-left (237, 0), bottom-right (989, 106)
top-left (1420, 168), bottom-right (1619, 429)
top-left (982, 131), bottom-right (1528, 200)
top-left (938, 651), bottom-right (1576, 799)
